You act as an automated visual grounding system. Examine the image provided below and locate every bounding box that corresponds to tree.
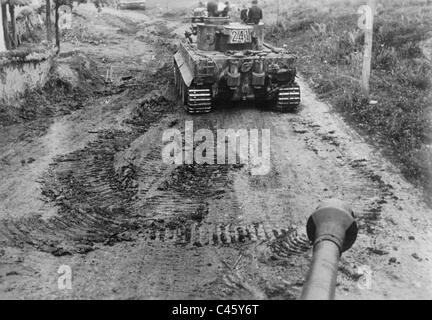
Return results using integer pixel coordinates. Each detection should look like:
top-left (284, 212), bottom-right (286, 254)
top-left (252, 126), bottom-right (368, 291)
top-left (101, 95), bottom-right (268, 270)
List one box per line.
top-left (8, 1), bottom-right (15, 47)
top-left (54, 0), bottom-right (59, 50)
top-left (9, 0), bottom-right (32, 48)
top-left (1, 0), bottom-right (10, 50)
top-left (46, 0), bottom-right (52, 42)
top-left (0, 1), bottom-right (5, 51)
top-left (1, 0), bottom-right (32, 51)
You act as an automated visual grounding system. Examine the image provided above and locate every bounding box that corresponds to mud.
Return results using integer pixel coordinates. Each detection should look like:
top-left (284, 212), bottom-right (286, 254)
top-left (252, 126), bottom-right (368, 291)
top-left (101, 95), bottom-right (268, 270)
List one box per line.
top-left (1, 2), bottom-right (432, 300)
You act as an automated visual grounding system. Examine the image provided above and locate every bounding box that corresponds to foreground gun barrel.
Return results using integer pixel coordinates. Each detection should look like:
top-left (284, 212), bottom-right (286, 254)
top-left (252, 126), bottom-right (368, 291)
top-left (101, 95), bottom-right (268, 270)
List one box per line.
top-left (300, 199), bottom-right (358, 300)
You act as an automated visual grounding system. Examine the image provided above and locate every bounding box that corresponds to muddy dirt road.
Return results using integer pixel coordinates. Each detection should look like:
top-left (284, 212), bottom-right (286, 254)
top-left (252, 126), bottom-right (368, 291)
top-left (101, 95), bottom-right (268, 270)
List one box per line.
top-left (1, 3), bottom-right (432, 300)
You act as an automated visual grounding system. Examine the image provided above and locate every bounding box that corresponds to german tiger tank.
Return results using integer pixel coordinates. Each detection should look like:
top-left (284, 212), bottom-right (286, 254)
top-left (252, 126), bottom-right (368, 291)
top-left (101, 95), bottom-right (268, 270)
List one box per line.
top-left (174, 17), bottom-right (300, 113)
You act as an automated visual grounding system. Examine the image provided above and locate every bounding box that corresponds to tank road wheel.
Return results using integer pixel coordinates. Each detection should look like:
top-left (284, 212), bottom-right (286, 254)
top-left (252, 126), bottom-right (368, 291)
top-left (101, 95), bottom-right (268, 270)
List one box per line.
top-left (274, 83), bottom-right (301, 113)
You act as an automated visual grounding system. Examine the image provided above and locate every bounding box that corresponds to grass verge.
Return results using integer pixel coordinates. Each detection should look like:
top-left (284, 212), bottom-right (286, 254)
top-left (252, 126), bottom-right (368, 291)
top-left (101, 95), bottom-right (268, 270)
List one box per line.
top-left (265, 0), bottom-right (432, 203)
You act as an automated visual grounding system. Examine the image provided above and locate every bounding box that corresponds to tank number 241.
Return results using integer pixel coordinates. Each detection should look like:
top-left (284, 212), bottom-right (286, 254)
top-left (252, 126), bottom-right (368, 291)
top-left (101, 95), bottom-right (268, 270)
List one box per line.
top-left (229, 29), bottom-right (252, 43)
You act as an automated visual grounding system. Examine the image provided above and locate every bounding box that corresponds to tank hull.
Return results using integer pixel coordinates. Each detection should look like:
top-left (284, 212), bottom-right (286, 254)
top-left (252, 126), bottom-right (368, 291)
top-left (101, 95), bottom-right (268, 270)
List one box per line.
top-left (174, 20), bottom-right (300, 113)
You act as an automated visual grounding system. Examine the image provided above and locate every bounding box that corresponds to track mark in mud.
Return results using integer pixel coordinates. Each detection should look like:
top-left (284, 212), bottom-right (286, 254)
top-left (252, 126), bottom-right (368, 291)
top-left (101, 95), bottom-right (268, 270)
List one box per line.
top-left (0, 67), bottom-right (177, 254)
top-left (0, 101), bottom-right (313, 258)
top-left (138, 222), bottom-right (310, 252)
top-left (0, 74), bottom-right (257, 256)
top-left (348, 158), bottom-right (395, 234)
top-left (290, 117), bottom-right (397, 234)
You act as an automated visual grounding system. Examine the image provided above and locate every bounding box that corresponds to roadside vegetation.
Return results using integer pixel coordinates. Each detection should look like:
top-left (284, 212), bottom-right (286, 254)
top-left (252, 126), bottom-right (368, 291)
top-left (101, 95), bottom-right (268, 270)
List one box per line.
top-left (264, 0), bottom-right (432, 202)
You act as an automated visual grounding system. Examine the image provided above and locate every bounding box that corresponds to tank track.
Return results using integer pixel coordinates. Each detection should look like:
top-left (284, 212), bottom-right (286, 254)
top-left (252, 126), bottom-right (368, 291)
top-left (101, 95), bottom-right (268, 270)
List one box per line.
top-left (185, 88), bottom-right (213, 114)
top-left (274, 83), bottom-right (301, 112)
top-left (174, 60), bottom-right (212, 114)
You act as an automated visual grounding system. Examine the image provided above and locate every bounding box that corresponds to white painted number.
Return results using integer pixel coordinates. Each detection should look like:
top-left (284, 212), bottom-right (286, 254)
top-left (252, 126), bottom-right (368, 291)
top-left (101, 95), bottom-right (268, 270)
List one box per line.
top-left (230, 30), bottom-right (251, 43)
top-left (58, 265), bottom-right (72, 290)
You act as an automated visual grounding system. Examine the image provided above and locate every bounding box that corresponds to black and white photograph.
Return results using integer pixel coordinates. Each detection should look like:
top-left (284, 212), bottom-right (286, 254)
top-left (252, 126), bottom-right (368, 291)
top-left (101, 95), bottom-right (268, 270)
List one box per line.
top-left (0, 0), bottom-right (431, 302)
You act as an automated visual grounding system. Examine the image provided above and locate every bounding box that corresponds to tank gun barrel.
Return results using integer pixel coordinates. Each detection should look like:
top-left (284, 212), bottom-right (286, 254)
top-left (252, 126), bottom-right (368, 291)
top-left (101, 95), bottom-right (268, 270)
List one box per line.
top-left (300, 199), bottom-right (358, 300)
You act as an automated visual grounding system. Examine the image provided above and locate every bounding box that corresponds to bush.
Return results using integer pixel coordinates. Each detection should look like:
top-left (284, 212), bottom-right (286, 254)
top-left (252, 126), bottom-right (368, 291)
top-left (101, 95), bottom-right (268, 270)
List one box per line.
top-left (373, 47), bottom-right (397, 70)
top-left (289, 19), bottom-right (315, 32)
top-left (397, 60), bottom-right (432, 90)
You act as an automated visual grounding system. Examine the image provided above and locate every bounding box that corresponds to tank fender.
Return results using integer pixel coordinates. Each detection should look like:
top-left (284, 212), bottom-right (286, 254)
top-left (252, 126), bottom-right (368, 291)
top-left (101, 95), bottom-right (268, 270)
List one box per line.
top-left (174, 51), bottom-right (194, 87)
